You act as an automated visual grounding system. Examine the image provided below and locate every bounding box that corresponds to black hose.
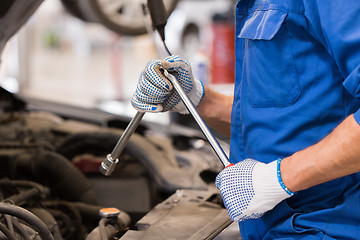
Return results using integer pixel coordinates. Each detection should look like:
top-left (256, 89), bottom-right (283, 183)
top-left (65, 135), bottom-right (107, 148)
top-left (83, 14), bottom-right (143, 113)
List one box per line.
top-left (86, 223), bottom-right (118, 240)
top-left (0, 179), bottom-right (50, 205)
top-left (4, 214), bottom-right (14, 235)
top-left (99, 218), bottom-right (108, 240)
top-left (71, 202), bottom-right (102, 220)
top-left (0, 222), bottom-right (17, 240)
top-left (28, 208), bottom-right (63, 240)
top-left (43, 200), bottom-right (131, 231)
top-left (46, 209), bottom-right (74, 239)
top-left (0, 179), bottom-right (50, 195)
top-left (42, 200), bottom-right (84, 236)
top-left (71, 202), bottom-right (131, 229)
top-left (86, 213), bottom-right (131, 240)
top-left (11, 217), bottom-right (32, 240)
top-left (4, 188), bottom-right (42, 206)
top-left (11, 150), bottom-right (98, 204)
top-left (0, 203), bottom-right (54, 240)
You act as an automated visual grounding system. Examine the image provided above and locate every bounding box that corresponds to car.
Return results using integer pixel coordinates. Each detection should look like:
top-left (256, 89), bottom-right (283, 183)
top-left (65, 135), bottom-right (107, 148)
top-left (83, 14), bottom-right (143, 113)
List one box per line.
top-left (0, 1), bottom-right (238, 239)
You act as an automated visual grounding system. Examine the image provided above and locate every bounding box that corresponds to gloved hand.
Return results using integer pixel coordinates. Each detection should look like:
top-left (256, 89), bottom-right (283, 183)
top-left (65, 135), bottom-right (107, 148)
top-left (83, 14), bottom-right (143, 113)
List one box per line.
top-left (216, 159), bottom-right (295, 222)
top-left (131, 55), bottom-right (204, 114)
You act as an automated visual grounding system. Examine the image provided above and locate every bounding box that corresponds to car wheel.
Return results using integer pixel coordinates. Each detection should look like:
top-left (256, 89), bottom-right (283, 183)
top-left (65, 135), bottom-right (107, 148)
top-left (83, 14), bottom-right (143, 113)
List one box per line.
top-left (75, 0), bottom-right (179, 36)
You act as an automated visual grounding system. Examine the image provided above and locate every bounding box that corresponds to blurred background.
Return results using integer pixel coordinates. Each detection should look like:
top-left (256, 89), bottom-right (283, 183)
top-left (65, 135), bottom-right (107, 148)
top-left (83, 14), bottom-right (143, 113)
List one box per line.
top-left (0, 0), bottom-right (235, 126)
top-left (0, 1), bottom-right (240, 239)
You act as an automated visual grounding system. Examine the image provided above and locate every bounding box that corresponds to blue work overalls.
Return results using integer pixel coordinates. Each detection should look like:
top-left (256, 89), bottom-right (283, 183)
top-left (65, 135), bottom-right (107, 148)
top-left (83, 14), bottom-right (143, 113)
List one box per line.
top-left (231, 0), bottom-right (360, 239)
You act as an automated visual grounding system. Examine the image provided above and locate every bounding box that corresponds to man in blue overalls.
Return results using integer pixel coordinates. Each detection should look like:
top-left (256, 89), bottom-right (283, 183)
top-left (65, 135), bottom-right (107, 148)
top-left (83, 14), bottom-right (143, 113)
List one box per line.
top-left (131, 0), bottom-right (360, 239)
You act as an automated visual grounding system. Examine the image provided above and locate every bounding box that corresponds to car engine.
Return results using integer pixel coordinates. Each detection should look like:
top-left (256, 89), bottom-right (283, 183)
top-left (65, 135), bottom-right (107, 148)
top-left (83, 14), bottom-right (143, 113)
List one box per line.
top-left (0, 87), bottom-right (232, 239)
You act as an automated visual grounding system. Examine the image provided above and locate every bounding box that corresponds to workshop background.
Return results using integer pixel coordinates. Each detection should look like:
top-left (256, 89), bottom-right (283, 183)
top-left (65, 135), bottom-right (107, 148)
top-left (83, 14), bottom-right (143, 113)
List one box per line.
top-left (0, 0), bottom-right (240, 239)
top-left (0, 0), bottom-right (235, 125)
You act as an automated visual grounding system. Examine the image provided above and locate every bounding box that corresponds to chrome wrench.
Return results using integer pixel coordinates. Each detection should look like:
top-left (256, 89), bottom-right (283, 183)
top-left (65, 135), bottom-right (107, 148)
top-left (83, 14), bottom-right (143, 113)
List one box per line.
top-left (100, 71), bottom-right (231, 176)
top-left (162, 70), bottom-right (231, 167)
top-left (100, 111), bottom-right (144, 176)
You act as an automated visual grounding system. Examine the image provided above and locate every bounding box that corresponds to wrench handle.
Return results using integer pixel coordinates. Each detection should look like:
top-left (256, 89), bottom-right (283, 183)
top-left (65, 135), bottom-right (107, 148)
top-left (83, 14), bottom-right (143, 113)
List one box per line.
top-left (110, 111), bottom-right (145, 158)
top-left (163, 70), bottom-right (231, 167)
top-left (100, 111), bottom-right (145, 176)
top-left (100, 70), bottom-right (233, 176)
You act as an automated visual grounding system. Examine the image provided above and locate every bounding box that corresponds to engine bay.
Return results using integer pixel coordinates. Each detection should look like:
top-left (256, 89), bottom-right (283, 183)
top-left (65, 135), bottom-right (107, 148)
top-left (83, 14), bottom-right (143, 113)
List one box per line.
top-left (0, 87), bottom-right (233, 239)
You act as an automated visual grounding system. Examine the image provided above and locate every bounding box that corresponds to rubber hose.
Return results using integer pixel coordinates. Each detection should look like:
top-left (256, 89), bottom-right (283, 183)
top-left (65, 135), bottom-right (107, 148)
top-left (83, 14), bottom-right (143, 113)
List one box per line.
top-left (44, 201), bottom-right (131, 229)
top-left (0, 203), bottom-right (54, 240)
top-left (4, 214), bottom-right (14, 235)
top-left (71, 202), bottom-right (102, 220)
top-left (11, 217), bottom-right (32, 240)
top-left (46, 209), bottom-right (74, 239)
top-left (0, 179), bottom-right (50, 205)
top-left (28, 208), bottom-right (63, 240)
top-left (4, 188), bottom-right (43, 206)
top-left (0, 222), bottom-right (17, 240)
top-left (41, 201), bottom-right (84, 236)
top-left (99, 218), bottom-right (108, 240)
top-left (12, 150), bottom-right (98, 204)
top-left (86, 223), bottom-right (118, 240)
top-left (0, 179), bottom-right (50, 195)
top-left (72, 202), bottom-right (131, 228)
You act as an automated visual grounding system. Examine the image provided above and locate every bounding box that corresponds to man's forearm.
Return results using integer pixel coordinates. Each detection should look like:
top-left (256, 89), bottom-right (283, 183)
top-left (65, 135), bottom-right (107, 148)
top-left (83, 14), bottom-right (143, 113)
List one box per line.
top-left (281, 114), bottom-right (360, 192)
top-left (197, 87), bottom-right (233, 138)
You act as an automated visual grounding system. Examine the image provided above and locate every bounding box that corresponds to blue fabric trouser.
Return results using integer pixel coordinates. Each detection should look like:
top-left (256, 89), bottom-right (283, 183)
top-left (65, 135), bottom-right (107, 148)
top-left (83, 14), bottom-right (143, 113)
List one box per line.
top-left (238, 180), bottom-right (360, 239)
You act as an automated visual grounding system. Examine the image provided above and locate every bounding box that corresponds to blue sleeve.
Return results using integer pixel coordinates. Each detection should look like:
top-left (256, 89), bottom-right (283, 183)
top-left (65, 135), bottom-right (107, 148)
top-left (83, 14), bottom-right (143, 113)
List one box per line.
top-left (304, 1), bottom-right (360, 123)
top-left (354, 110), bottom-right (360, 125)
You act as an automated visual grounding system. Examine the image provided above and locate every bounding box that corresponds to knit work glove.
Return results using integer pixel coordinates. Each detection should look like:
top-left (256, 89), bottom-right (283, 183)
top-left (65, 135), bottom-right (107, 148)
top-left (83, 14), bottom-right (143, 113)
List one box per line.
top-left (215, 159), bottom-right (295, 222)
top-left (131, 55), bottom-right (204, 114)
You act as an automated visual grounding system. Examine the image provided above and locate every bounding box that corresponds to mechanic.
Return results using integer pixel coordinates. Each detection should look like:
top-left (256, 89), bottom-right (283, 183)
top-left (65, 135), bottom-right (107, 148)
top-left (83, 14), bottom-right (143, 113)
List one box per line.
top-left (131, 1), bottom-right (360, 239)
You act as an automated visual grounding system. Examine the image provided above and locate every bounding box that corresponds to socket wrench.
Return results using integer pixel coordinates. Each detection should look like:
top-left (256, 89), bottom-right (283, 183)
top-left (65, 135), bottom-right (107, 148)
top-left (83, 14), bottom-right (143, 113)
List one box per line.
top-left (100, 71), bottom-right (231, 176)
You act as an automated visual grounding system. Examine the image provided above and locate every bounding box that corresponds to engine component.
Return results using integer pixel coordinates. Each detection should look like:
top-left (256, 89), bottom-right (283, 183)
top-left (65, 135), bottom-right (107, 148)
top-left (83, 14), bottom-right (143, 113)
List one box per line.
top-left (0, 88), bottom-right (229, 239)
top-left (10, 151), bottom-right (98, 205)
top-left (0, 203), bottom-right (54, 240)
top-left (86, 207), bottom-right (130, 240)
top-left (120, 188), bottom-right (232, 240)
top-left (0, 178), bottom-right (131, 240)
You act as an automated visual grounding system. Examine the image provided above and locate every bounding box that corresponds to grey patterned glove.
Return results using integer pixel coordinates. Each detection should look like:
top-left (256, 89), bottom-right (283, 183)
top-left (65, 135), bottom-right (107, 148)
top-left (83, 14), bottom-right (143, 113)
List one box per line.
top-left (131, 55), bottom-right (204, 114)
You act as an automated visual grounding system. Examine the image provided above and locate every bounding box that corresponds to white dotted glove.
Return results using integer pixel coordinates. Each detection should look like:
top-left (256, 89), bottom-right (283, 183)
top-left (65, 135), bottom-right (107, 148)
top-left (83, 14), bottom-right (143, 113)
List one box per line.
top-left (215, 159), bottom-right (295, 222)
top-left (131, 55), bottom-right (204, 114)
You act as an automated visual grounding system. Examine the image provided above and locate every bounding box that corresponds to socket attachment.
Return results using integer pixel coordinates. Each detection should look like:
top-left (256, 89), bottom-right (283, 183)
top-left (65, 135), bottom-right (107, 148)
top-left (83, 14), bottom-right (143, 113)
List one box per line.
top-left (100, 154), bottom-right (119, 176)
